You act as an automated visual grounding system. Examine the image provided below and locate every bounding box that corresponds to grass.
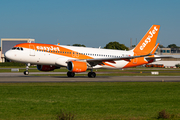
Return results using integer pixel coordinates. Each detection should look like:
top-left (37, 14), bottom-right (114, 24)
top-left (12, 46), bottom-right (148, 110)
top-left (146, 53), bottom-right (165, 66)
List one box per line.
top-left (0, 82), bottom-right (180, 120)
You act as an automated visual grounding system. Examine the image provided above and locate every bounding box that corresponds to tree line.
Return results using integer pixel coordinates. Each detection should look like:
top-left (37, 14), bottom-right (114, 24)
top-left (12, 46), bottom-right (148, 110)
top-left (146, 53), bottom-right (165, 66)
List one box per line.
top-left (71, 41), bottom-right (129, 50)
top-left (72, 42), bottom-right (180, 50)
top-left (159, 44), bottom-right (180, 48)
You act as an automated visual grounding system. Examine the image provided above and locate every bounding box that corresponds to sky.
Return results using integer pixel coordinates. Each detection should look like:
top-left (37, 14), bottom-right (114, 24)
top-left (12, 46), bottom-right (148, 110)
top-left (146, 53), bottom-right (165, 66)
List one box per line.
top-left (0, 0), bottom-right (180, 48)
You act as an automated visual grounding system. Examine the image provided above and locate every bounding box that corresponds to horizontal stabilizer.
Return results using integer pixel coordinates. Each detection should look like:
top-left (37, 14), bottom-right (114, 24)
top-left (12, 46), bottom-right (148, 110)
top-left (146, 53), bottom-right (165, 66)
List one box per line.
top-left (145, 55), bottom-right (173, 61)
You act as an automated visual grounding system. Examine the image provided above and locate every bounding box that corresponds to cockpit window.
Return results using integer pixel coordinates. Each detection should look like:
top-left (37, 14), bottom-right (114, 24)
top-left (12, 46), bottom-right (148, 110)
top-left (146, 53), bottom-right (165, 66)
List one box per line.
top-left (11, 47), bottom-right (23, 51)
top-left (12, 47), bottom-right (16, 50)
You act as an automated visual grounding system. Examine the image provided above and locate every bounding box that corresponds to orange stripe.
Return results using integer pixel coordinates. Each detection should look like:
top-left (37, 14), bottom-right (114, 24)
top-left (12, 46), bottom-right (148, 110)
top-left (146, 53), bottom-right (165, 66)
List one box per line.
top-left (15, 43), bottom-right (93, 59)
top-left (123, 57), bottom-right (148, 68)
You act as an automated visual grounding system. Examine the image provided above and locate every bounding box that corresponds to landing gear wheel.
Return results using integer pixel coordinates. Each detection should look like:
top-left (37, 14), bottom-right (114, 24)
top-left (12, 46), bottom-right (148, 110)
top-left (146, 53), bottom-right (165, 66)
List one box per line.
top-left (88, 72), bottom-right (96, 78)
top-left (24, 71), bottom-right (29, 75)
top-left (67, 72), bottom-right (75, 77)
top-left (24, 63), bottom-right (30, 75)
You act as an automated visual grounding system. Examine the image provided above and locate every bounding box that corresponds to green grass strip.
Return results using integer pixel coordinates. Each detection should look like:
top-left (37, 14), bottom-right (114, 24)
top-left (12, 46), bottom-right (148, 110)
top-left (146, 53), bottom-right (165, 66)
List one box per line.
top-left (0, 82), bottom-right (180, 120)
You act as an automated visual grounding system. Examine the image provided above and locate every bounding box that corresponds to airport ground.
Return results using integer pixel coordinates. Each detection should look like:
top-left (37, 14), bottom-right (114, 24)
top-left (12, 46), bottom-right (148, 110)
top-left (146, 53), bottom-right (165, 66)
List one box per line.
top-left (0, 67), bottom-right (180, 82)
top-left (0, 75), bottom-right (180, 83)
top-left (0, 67), bottom-right (180, 119)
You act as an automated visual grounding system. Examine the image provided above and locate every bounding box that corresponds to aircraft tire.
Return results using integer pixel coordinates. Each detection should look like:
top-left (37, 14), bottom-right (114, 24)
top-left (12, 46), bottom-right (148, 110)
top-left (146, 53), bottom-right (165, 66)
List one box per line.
top-left (67, 72), bottom-right (75, 77)
top-left (24, 71), bottom-right (29, 75)
top-left (88, 72), bottom-right (96, 78)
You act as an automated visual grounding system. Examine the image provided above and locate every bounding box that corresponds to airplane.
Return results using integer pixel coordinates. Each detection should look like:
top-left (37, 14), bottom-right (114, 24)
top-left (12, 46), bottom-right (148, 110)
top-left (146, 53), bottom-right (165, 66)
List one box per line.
top-left (5, 25), bottom-right (162, 78)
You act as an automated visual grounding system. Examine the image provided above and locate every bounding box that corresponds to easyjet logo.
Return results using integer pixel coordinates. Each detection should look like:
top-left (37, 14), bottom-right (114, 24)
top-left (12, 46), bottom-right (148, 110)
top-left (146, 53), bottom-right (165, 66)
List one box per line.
top-left (140, 26), bottom-right (158, 50)
top-left (36, 46), bottom-right (60, 51)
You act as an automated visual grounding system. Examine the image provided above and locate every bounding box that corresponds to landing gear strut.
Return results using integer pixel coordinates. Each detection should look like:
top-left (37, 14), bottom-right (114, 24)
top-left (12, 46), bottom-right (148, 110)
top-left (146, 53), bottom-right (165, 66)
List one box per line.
top-left (24, 63), bottom-right (30, 75)
top-left (67, 71), bottom-right (75, 77)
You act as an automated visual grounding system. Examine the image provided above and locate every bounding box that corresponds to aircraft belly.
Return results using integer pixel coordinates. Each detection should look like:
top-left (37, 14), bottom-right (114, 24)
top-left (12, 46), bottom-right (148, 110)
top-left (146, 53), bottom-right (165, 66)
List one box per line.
top-left (115, 61), bottom-right (129, 68)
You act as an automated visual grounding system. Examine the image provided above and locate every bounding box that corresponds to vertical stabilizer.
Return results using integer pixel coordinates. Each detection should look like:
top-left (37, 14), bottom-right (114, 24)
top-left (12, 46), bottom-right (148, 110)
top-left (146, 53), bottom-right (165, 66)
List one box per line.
top-left (133, 25), bottom-right (160, 55)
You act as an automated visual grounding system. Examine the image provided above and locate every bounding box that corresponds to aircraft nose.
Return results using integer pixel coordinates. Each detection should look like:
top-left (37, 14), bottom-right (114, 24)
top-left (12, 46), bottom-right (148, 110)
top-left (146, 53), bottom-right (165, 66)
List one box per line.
top-left (5, 50), bottom-right (13, 60)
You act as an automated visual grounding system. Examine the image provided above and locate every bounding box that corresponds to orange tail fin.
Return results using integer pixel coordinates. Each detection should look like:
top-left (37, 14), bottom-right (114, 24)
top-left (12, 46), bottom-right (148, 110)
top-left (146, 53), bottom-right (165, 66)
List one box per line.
top-left (133, 25), bottom-right (160, 55)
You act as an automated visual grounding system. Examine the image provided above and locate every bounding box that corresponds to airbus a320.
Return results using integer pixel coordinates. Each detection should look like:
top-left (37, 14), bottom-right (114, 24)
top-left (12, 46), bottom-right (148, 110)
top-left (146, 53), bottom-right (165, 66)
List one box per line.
top-left (5, 25), bottom-right (163, 78)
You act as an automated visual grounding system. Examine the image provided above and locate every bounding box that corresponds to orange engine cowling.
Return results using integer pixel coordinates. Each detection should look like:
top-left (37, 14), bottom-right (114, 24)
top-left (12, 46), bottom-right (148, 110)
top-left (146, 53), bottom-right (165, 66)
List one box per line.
top-left (67, 61), bottom-right (87, 73)
top-left (37, 65), bottom-right (59, 71)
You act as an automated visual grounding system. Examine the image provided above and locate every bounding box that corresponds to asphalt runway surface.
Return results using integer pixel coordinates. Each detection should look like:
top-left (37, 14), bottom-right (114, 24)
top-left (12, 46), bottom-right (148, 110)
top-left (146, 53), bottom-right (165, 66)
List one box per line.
top-left (0, 72), bottom-right (180, 83)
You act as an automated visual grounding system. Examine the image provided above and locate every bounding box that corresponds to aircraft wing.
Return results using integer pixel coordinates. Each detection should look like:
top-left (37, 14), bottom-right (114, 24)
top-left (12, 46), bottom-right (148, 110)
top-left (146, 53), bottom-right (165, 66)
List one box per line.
top-left (84, 43), bottom-right (162, 67)
top-left (85, 54), bottom-right (151, 67)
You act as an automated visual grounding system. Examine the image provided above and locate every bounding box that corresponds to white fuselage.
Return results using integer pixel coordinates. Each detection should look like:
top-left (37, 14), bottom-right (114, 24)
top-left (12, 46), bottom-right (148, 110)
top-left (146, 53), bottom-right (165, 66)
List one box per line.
top-left (5, 45), bottom-right (135, 69)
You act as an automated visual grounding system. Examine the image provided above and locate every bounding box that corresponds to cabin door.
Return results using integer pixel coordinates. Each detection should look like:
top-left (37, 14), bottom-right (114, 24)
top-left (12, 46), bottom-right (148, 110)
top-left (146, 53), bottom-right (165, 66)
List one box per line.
top-left (29, 44), bottom-right (35, 56)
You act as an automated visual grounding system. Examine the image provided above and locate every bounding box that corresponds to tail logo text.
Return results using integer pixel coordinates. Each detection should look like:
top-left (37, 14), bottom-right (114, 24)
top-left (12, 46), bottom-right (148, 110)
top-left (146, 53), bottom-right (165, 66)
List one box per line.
top-left (140, 26), bottom-right (158, 50)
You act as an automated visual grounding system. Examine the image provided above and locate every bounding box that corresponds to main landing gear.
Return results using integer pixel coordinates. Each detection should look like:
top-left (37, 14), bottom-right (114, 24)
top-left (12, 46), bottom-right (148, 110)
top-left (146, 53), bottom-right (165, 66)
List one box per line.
top-left (67, 70), bottom-right (96, 78)
top-left (88, 69), bottom-right (96, 78)
top-left (88, 72), bottom-right (96, 78)
top-left (24, 63), bottom-right (30, 75)
top-left (67, 71), bottom-right (75, 77)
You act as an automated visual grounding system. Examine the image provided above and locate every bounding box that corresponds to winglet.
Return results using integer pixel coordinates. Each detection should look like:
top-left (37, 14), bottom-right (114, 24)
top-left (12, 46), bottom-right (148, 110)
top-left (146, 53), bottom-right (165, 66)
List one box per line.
top-left (133, 25), bottom-right (160, 55)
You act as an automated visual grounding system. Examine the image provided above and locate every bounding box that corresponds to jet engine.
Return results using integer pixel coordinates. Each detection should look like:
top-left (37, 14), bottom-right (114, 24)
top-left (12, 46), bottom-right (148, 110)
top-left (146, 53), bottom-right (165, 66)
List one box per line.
top-left (37, 65), bottom-right (59, 71)
top-left (67, 61), bottom-right (87, 73)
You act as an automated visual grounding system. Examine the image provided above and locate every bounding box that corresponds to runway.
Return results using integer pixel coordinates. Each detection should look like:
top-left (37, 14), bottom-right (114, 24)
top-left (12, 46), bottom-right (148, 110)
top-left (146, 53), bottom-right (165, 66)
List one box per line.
top-left (0, 72), bottom-right (180, 82)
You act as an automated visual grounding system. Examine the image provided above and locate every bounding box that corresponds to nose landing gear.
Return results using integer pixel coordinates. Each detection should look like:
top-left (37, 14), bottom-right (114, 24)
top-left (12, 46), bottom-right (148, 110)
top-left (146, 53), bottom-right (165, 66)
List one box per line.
top-left (24, 71), bottom-right (29, 75)
top-left (24, 63), bottom-right (30, 75)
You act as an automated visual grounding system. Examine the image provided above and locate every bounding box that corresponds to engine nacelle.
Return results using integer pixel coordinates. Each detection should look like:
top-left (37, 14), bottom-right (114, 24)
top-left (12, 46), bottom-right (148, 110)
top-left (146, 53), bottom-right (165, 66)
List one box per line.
top-left (67, 61), bottom-right (87, 73)
top-left (37, 65), bottom-right (59, 71)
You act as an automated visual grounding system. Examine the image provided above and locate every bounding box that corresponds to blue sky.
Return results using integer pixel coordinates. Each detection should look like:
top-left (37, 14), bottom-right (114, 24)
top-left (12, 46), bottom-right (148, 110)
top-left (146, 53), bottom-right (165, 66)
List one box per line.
top-left (0, 0), bottom-right (180, 48)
